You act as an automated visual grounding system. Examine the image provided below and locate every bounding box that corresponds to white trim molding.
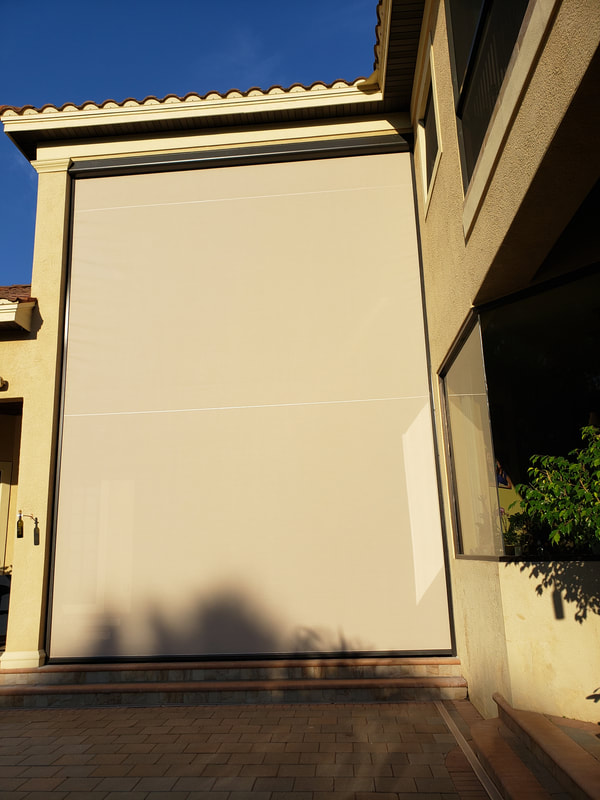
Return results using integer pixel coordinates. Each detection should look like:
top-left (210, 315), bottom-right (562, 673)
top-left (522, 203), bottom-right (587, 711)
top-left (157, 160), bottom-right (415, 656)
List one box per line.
top-left (0, 299), bottom-right (36, 331)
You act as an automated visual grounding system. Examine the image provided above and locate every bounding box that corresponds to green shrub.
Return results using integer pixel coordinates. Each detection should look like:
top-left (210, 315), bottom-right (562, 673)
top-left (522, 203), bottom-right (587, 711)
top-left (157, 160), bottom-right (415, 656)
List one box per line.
top-left (511, 426), bottom-right (600, 553)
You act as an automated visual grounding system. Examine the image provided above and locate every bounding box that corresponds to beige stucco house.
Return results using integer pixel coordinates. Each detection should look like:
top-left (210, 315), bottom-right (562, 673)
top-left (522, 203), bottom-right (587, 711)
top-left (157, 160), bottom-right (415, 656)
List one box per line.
top-left (1, 0), bottom-right (599, 723)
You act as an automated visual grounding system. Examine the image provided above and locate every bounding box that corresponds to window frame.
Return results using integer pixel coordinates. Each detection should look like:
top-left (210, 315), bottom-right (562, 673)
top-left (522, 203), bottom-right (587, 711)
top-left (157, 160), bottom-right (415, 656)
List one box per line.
top-left (439, 312), bottom-right (504, 559)
top-left (414, 38), bottom-right (443, 216)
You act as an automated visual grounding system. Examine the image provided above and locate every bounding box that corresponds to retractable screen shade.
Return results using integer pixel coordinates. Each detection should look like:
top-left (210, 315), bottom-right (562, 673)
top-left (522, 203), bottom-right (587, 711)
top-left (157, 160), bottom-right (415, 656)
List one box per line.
top-left (49, 152), bottom-right (452, 659)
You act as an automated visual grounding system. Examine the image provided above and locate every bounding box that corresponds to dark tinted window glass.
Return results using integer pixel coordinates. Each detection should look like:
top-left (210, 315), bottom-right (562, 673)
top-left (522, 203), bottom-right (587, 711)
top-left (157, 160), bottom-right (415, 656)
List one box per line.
top-left (424, 88), bottom-right (439, 186)
top-left (481, 268), bottom-right (600, 487)
top-left (447, 0), bottom-right (486, 94)
top-left (448, 0), bottom-right (529, 183)
top-left (460, 0), bottom-right (529, 178)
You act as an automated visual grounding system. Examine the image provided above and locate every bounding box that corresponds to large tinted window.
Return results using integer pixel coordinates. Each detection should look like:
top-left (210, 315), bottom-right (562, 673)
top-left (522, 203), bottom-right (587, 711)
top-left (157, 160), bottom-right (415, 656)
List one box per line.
top-left (443, 267), bottom-right (600, 557)
top-left (481, 268), bottom-right (600, 488)
top-left (447, 0), bottom-right (529, 184)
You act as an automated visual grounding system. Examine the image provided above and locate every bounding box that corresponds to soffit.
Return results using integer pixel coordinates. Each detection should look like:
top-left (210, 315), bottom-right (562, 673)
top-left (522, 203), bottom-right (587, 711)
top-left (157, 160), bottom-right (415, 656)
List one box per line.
top-left (384, 1), bottom-right (426, 110)
top-left (374, 0), bottom-right (426, 111)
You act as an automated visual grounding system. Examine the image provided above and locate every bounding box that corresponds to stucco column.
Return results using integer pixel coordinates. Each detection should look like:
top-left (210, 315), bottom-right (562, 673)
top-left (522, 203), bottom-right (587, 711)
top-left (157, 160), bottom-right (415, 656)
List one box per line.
top-left (1, 158), bottom-right (71, 669)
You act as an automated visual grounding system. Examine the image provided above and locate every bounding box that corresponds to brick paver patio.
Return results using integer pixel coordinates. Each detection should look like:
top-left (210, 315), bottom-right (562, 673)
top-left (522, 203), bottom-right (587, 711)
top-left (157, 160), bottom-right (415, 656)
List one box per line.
top-left (0, 701), bottom-right (489, 798)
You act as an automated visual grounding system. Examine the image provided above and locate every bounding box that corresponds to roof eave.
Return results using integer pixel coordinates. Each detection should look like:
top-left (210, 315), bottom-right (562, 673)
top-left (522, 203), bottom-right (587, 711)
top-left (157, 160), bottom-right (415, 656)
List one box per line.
top-left (1, 81), bottom-right (384, 162)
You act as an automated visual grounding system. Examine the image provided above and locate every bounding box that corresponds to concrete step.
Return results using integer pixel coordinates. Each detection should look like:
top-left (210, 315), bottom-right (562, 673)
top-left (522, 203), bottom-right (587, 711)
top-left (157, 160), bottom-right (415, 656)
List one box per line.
top-left (0, 656), bottom-right (468, 708)
top-left (0, 655), bottom-right (464, 685)
top-left (471, 717), bottom-right (555, 800)
top-left (470, 693), bottom-right (600, 800)
top-left (494, 692), bottom-right (600, 800)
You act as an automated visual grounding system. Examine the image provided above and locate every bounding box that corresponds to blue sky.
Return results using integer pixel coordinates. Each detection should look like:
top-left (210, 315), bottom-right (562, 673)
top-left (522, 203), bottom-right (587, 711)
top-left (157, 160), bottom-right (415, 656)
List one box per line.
top-left (0, 0), bottom-right (377, 286)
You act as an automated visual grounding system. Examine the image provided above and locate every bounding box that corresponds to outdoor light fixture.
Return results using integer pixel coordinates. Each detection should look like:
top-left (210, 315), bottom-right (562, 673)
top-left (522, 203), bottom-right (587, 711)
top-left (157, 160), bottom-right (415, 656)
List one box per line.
top-left (17, 511), bottom-right (40, 544)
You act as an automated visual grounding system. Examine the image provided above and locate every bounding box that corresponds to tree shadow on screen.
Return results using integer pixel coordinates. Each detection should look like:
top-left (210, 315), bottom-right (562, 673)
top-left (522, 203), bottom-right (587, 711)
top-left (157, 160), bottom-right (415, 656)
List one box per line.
top-left (79, 586), bottom-right (372, 662)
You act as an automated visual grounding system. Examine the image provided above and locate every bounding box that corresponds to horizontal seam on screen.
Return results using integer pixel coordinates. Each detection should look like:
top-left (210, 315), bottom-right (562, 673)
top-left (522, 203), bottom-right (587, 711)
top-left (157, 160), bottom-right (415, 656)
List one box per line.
top-left (75, 184), bottom-right (405, 213)
top-left (446, 392), bottom-right (487, 397)
top-left (64, 395), bottom-right (428, 418)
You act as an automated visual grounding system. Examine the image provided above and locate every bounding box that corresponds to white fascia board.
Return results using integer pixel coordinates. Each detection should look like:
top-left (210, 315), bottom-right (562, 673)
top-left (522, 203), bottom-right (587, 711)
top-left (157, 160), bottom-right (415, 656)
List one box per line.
top-left (0, 300), bottom-right (35, 331)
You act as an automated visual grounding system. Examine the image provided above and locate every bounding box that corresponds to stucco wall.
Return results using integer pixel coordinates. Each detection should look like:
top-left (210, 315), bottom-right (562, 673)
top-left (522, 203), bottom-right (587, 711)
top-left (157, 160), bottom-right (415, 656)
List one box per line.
top-left (0, 163), bottom-right (71, 668)
top-left (414, 0), bottom-right (600, 722)
top-left (500, 560), bottom-right (600, 723)
top-left (449, 557), bottom-right (600, 723)
top-left (415, 0), bottom-right (600, 369)
top-left (450, 559), bottom-right (512, 720)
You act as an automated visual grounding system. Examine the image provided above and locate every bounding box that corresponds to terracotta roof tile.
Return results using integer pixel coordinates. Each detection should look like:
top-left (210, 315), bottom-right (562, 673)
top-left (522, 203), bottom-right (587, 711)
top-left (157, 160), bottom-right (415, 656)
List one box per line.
top-left (0, 285), bottom-right (33, 302)
top-left (0, 79), bottom-right (367, 117)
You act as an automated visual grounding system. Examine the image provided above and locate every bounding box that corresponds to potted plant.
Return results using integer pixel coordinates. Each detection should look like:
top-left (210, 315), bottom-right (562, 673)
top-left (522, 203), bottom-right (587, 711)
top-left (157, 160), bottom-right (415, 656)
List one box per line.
top-left (502, 515), bottom-right (526, 556)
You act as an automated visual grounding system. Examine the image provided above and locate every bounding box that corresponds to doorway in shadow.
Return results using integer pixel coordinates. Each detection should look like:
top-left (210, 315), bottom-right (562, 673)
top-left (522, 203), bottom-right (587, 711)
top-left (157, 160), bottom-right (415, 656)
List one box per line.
top-left (0, 401), bottom-right (22, 650)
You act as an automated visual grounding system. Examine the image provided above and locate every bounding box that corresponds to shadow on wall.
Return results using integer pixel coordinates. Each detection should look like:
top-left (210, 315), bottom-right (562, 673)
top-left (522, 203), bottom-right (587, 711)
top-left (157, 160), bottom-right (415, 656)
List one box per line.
top-left (73, 586), bottom-right (374, 662)
top-left (148, 590), bottom-right (280, 657)
top-left (515, 560), bottom-right (600, 624)
top-left (88, 589), bottom-right (280, 661)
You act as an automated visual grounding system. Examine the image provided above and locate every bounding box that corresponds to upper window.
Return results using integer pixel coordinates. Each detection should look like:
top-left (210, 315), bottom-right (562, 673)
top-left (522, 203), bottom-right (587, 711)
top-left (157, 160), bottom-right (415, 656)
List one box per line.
top-left (415, 40), bottom-right (442, 210)
top-left (447, 0), bottom-right (529, 186)
top-left (423, 87), bottom-right (439, 188)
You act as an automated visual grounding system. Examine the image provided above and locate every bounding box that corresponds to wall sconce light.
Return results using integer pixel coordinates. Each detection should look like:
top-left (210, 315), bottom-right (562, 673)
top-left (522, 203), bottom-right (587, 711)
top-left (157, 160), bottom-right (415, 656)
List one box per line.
top-left (17, 511), bottom-right (40, 545)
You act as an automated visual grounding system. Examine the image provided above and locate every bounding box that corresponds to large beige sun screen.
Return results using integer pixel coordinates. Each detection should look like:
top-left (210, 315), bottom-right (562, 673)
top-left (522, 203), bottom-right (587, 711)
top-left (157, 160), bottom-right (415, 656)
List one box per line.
top-left (49, 151), bottom-right (451, 659)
